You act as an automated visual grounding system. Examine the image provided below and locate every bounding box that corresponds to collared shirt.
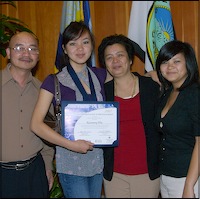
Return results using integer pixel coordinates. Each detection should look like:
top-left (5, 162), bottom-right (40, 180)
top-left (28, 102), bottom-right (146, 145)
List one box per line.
top-left (1, 63), bottom-right (54, 170)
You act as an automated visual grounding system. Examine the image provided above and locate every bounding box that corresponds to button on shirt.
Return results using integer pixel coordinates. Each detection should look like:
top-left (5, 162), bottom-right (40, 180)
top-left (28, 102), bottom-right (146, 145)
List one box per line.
top-left (154, 85), bottom-right (200, 177)
top-left (1, 64), bottom-right (54, 170)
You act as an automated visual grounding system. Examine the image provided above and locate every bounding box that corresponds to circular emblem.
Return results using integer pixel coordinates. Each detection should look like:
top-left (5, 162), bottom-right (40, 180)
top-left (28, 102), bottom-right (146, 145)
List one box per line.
top-left (147, 2), bottom-right (175, 69)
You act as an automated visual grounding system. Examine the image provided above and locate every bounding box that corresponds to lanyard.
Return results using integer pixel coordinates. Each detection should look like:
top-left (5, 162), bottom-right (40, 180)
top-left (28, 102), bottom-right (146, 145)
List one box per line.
top-left (67, 64), bottom-right (97, 101)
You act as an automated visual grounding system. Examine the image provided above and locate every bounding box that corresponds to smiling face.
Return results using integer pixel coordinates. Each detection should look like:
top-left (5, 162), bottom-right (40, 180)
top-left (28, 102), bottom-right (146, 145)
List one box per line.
top-left (63, 31), bottom-right (93, 71)
top-left (104, 43), bottom-right (132, 78)
top-left (6, 32), bottom-right (39, 71)
top-left (160, 53), bottom-right (188, 88)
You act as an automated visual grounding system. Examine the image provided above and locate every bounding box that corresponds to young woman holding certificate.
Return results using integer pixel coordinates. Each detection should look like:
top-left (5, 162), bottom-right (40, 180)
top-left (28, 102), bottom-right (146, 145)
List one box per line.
top-left (31, 21), bottom-right (111, 198)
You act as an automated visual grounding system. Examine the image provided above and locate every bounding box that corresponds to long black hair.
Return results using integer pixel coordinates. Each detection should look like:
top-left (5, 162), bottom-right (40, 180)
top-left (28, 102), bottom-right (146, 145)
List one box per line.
top-left (156, 40), bottom-right (199, 95)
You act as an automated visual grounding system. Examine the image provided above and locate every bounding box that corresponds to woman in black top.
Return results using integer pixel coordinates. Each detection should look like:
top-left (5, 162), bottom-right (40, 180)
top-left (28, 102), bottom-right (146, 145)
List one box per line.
top-left (155, 40), bottom-right (200, 198)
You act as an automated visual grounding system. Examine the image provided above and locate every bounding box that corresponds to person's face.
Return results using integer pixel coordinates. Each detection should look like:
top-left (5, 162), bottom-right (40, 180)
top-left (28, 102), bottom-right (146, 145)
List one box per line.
top-left (104, 43), bottom-right (132, 78)
top-left (160, 53), bottom-right (188, 88)
top-left (63, 31), bottom-right (93, 69)
top-left (6, 32), bottom-right (39, 71)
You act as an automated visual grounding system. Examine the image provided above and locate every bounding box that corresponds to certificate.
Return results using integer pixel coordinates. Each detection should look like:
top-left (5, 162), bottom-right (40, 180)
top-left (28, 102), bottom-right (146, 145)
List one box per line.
top-left (61, 101), bottom-right (119, 147)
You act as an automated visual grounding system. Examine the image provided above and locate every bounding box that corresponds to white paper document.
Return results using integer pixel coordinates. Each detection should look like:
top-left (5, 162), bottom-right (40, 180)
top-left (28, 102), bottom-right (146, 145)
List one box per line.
top-left (61, 101), bottom-right (119, 147)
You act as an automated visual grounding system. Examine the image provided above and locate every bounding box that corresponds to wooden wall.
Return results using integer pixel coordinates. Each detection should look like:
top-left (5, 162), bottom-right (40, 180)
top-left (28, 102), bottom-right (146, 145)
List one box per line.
top-left (1, 1), bottom-right (199, 81)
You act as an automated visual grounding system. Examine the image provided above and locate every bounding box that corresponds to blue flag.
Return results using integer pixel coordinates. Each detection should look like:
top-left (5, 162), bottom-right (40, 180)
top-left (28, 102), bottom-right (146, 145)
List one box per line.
top-left (83, 1), bottom-right (96, 67)
top-left (55, 1), bottom-right (95, 72)
top-left (128, 1), bottom-right (176, 72)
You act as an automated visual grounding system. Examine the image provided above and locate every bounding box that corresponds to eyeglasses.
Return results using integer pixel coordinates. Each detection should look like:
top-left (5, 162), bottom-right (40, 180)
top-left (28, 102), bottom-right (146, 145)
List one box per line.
top-left (10, 46), bottom-right (39, 55)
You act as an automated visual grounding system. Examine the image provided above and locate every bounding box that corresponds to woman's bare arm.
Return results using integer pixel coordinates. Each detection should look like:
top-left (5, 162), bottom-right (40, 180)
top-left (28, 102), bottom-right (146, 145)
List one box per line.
top-left (30, 89), bottom-right (94, 153)
top-left (182, 136), bottom-right (200, 198)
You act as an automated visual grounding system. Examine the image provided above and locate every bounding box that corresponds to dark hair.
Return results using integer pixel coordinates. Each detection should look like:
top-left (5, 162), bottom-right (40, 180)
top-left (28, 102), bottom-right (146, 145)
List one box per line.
top-left (59, 21), bottom-right (95, 70)
top-left (98, 34), bottom-right (135, 68)
top-left (156, 40), bottom-right (199, 94)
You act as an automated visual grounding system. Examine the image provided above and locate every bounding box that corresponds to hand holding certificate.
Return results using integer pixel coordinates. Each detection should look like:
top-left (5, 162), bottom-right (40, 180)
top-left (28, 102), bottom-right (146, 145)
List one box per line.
top-left (61, 101), bottom-right (119, 147)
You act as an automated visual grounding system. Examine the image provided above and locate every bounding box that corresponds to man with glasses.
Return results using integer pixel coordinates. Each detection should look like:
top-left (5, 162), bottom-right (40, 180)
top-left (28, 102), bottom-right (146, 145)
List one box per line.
top-left (1, 31), bottom-right (55, 197)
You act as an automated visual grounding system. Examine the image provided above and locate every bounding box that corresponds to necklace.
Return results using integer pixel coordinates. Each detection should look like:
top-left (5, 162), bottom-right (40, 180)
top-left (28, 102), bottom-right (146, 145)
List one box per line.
top-left (114, 73), bottom-right (138, 98)
top-left (130, 74), bottom-right (137, 97)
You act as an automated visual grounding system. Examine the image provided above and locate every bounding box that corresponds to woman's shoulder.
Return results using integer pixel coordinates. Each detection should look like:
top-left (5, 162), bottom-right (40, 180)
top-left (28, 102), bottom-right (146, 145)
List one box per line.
top-left (89, 66), bottom-right (107, 81)
top-left (184, 83), bottom-right (200, 94)
top-left (89, 66), bottom-right (106, 74)
top-left (41, 74), bottom-right (56, 93)
top-left (184, 83), bottom-right (200, 102)
top-left (134, 72), bottom-right (160, 88)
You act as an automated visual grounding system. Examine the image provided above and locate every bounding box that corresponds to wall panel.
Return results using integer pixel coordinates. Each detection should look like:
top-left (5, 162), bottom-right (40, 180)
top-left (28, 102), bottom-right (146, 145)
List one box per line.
top-left (1, 1), bottom-right (199, 81)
